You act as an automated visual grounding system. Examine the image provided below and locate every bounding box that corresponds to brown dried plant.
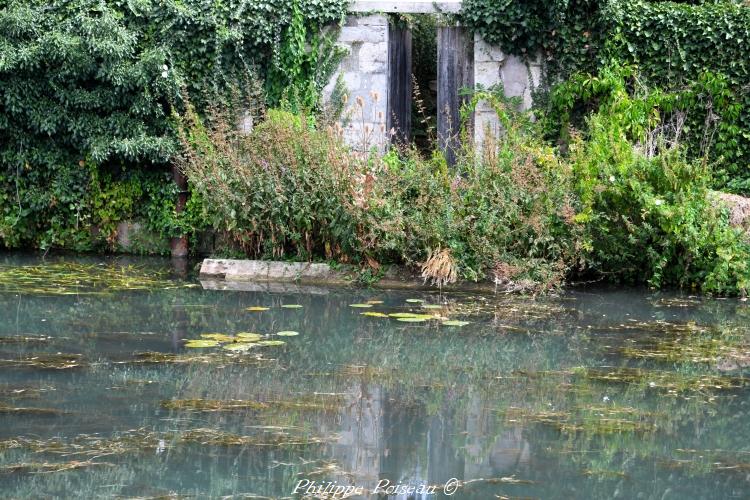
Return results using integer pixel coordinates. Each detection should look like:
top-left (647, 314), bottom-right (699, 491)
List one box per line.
top-left (420, 248), bottom-right (458, 288)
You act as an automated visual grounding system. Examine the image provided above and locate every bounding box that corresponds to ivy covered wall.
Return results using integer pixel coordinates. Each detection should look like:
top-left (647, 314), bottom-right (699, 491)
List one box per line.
top-left (462, 0), bottom-right (750, 193)
top-left (0, 0), bottom-right (347, 251)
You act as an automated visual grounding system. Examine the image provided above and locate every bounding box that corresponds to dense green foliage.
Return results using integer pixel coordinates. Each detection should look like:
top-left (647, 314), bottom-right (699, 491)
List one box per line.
top-left (179, 99), bottom-right (580, 291)
top-left (462, 0), bottom-right (750, 193)
top-left (567, 67), bottom-right (750, 293)
top-left (181, 68), bottom-right (750, 294)
top-left (0, 0), bottom-right (347, 250)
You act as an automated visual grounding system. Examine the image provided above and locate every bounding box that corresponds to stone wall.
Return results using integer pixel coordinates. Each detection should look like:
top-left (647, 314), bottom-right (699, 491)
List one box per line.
top-left (322, 14), bottom-right (390, 151)
top-left (324, 5), bottom-right (543, 152)
top-left (473, 35), bottom-right (542, 147)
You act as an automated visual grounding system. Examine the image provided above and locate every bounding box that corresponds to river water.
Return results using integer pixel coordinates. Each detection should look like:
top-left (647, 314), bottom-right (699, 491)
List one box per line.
top-left (0, 253), bottom-right (748, 499)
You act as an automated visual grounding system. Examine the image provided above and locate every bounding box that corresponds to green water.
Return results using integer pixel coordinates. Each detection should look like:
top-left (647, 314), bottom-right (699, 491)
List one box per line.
top-left (0, 254), bottom-right (749, 499)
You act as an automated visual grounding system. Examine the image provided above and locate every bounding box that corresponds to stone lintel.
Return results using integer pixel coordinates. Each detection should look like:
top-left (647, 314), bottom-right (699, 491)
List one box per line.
top-left (350, 0), bottom-right (462, 14)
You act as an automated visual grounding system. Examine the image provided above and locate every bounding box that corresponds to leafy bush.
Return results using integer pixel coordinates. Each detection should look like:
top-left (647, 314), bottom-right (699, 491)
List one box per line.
top-left (177, 106), bottom-right (368, 261)
top-left (0, 0), bottom-right (346, 251)
top-left (568, 68), bottom-right (750, 294)
top-left (462, 0), bottom-right (750, 193)
top-left (178, 94), bottom-right (581, 291)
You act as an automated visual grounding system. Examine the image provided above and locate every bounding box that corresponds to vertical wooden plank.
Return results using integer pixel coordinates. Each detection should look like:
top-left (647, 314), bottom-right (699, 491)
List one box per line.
top-left (387, 22), bottom-right (412, 145)
top-left (437, 25), bottom-right (474, 165)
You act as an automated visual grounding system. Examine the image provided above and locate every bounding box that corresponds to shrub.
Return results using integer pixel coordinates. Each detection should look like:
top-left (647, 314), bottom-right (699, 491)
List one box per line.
top-left (568, 68), bottom-right (750, 294)
top-left (178, 92), bottom-right (581, 291)
top-left (177, 105), bottom-right (368, 261)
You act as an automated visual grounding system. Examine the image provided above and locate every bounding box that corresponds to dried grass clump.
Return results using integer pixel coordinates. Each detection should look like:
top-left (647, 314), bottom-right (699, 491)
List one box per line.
top-left (420, 248), bottom-right (457, 288)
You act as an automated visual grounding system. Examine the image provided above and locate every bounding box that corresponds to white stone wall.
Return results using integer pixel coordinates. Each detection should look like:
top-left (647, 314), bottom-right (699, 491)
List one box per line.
top-left (323, 14), bottom-right (544, 153)
top-left (323, 14), bottom-right (390, 152)
top-left (473, 34), bottom-right (542, 148)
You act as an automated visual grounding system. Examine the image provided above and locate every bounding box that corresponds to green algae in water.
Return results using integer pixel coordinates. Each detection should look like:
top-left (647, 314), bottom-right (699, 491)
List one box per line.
top-left (0, 404), bottom-right (66, 416)
top-left (276, 331), bottom-right (299, 337)
top-left (442, 320), bottom-right (471, 327)
top-left (280, 304), bottom-right (304, 309)
top-left (0, 353), bottom-right (85, 370)
top-left (222, 343), bottom-right (255, 351)
top-left (397, 317), bottom-right (428, 323)
top-left (162, 399), bottom-right (269, 411)
top-left (0, 460), bottom-right (113, 475)
top-left (0, 262), bottom-right (186, 296)
top-left (245, 306), bottom-right (270, 311)
top-left (349, 303), bottom-right (373, 308)
top-left (236, 332), bottom-right (262, 342)
top-left (129, 351), bottom-right (269, 365)
top-left (0, 335), bottom-right (52, 344)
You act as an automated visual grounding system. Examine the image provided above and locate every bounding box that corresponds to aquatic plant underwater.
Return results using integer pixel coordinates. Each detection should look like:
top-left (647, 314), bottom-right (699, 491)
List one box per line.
top-left (0, 255), bottom-right (748, 498)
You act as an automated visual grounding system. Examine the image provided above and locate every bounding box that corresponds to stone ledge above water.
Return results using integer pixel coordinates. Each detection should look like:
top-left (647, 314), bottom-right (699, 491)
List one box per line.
top-left (199, 259), bottom-right (500, 292)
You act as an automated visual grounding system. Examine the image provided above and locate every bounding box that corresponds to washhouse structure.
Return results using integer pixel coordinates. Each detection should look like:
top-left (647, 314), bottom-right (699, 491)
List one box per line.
top-left (323, 0), bottom-right (542, 161)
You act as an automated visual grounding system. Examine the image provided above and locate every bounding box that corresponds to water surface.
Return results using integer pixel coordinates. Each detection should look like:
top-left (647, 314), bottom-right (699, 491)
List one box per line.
top-left (0, 253), bottom-right (748, 499)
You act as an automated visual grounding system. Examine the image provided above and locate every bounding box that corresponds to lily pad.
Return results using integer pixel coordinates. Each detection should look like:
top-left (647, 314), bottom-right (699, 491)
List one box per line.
top-left (246, 306), bottom-right (270, 312)
top-left (442, 320), bottom-right (471, 327)
top-left (366, 300), bottom-right (384, 304)
top-left (349, 304), bottom-right (373, 308)
top-left (276, 331), bottom-right (299, 337)
top-left (200, 333), bottom-right (234, 342)
top-left (421, 304), bottom-right (443, 310)
top-left (223, 343), bottom-right (255, 351)
top-left (259, 340), bottom-right (286, 346)
top-left (184, 340), bottom-right (220, 348)
top-left (281, 304), bottom-right (304, 309)
top-left (405, 299), bottom-right (425, 303)
top-left (236, 332), bottom-right (262, 342)
top-left (390, 313), bottom-right (433, 320)
top-left (361, 312), bottom-right (389, 318)
top-left (397, 317), bottom-right (428, 323)
top-left (388, 312), bottom-right (420, 318)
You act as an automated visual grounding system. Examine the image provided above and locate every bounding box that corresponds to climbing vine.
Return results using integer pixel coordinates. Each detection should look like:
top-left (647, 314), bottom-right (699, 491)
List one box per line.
top-left (0, 0), bottom-right (347, 250)
top-left (462, 0), bottom-right (750, 192)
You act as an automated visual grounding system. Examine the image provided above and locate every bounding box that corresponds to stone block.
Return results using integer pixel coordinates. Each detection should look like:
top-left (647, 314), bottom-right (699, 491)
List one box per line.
top-left (352, 14), bottom-right (389, 26)
top-left (475, 61), bottom-right (501, 87)
top-left (474, 34), bottom-right (505, 63)
top-left (358, 42), bottom-right (388, 64)
top-left (338, 25), bottom-right (387, 43)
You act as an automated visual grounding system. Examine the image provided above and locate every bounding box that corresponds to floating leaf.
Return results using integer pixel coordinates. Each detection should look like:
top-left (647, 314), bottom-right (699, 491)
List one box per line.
top-left (361, 312), bottom-right (389, 318)
top-left (366, 300), bottom-right (384, 304)
top-left (184, 340), bottom-right (220, 348)
top-left (236, 332), bottom-right (262, 342)
top-left (223, 343), bottom-right (255, 351)
top-left (405, 299), bottom-right (424, 303)
top-left (281, 305), bottom-right (303, 309)
top-left (442, 320), bottom-right (471, 327)
top-left (246, 306), bottom-right (269, 312)
top-left (259, 340), bottom-right (286, 346)
top-left (200, 333), bottom-right (234, 342)
top-left (397, 317), bottom-right (428, 323)
top-left (276, 331), bottom-right (299, 337)
top-left (421, 304), bottom-right (443, 309)
top-left (349, 304), bottom-right (373, 308)
top-left (388, 312), bottom-right (420, 318)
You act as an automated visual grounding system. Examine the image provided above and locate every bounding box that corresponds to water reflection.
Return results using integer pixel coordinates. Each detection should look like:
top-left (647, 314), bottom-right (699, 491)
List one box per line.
top-left (0, 254), bottom-right (748, 498)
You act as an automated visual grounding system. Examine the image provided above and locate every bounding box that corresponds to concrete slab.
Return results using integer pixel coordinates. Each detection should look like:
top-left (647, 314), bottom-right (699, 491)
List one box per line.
top-left (350, 0), bottom-right (462, 14)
